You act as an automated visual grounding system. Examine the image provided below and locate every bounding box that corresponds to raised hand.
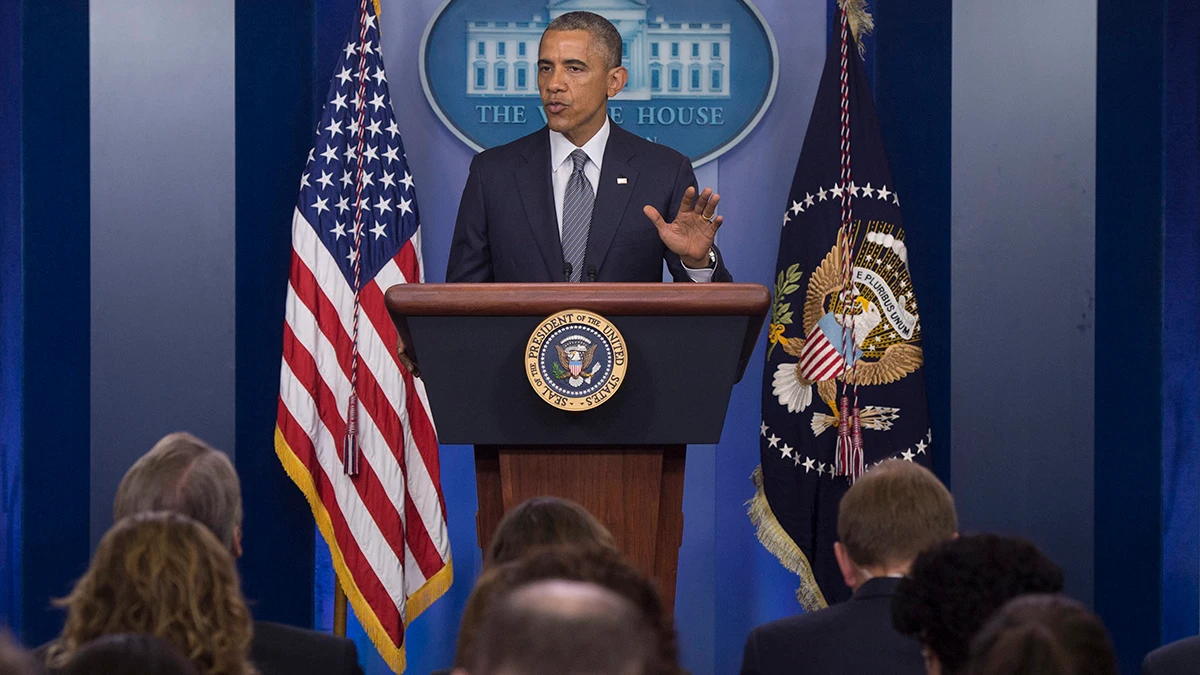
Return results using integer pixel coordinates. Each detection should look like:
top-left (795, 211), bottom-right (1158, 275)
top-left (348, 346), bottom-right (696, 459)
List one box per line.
top-left (643, 186), bottom-right (723, 268)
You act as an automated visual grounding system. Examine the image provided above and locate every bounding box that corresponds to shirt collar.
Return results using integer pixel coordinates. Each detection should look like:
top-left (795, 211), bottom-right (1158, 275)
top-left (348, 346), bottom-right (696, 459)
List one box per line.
top-left (549, 117), bottom-right (611, 173)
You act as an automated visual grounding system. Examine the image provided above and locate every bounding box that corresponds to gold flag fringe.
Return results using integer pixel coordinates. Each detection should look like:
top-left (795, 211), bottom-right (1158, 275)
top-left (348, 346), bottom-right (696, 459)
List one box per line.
top-left (746, 466), bottom-right (829, 612)
top-left (275, 427), bottom-right (454, 673)
top-left (840, 0), bottom-right (875, 57)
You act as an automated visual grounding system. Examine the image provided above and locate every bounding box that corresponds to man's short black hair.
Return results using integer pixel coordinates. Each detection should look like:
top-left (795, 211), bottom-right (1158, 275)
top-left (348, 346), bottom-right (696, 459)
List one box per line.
top-left (470, 580), bottom-right (657, 675)
top-left (544, 11), bottom-right (623, 70)
top-left (891, 534), bottom-right (1065, 675)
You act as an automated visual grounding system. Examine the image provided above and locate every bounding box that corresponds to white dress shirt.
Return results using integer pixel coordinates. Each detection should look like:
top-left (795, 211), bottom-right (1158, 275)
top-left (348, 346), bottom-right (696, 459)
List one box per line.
top-left (548, 118), bottom-right (713, 282)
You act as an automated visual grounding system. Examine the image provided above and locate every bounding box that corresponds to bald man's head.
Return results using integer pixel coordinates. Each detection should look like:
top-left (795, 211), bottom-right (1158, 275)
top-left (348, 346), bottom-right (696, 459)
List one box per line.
top-left (465, 580), bottom-right (658, 675)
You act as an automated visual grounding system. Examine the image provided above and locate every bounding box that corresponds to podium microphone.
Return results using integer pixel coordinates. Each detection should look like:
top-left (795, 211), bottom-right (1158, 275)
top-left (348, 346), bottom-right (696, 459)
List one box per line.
top-left (563, 262), bottom-right (573, 282)
top-left (587, 265), bottom-right (598, 282)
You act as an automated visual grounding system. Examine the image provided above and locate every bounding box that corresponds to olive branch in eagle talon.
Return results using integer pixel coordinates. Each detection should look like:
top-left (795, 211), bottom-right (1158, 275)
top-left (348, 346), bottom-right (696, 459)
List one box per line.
top-left (767, 263), bottom-right (803, 358)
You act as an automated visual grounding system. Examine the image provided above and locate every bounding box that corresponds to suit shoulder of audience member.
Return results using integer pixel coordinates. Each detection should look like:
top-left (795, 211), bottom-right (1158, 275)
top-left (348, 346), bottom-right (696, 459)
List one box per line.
top-left (250, 622), bottom-right (362, 675)
top-left (741, 460), bottom-right (956, 675)
top-left (1142, 635), bottom-right (1200, 675)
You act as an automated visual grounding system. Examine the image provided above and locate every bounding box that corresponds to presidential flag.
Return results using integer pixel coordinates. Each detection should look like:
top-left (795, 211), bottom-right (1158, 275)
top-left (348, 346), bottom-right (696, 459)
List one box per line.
top-left (750, 2), bottom-right (932, 610)
top-left (273, 0), bottom-right (451, 671)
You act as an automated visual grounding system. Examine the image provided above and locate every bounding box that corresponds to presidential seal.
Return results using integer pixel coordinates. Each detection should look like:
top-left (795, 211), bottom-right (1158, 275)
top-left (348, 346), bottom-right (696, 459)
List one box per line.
top-left (525, 309), bottom-right (627, 411)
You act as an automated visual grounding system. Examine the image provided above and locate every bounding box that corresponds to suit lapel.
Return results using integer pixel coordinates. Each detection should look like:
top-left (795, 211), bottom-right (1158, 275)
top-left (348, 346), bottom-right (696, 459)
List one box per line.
top-left (514, 128), bottom-right (565, 280)
top-left (585, 126), bottom-right (639, 276)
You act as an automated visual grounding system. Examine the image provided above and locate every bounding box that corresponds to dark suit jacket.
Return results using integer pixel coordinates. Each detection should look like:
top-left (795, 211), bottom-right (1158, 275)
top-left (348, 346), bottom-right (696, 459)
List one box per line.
top-left (1143, 635), bottom-right (1200, 675)
top-left (446, 123), bottom-right (732, 283)
top-left (740, 578), bottom-right (924, 675)
top-left (251, 620), bottom-right (363, 675)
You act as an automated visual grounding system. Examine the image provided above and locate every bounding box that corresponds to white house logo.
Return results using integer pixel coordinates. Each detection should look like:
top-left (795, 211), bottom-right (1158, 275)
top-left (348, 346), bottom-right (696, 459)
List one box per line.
top-left (420, 0), bottom-right (778, 165)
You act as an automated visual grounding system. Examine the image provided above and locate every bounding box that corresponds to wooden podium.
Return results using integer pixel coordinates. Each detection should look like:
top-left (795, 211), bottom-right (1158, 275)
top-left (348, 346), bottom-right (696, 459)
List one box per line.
top-left (384, 283), bottom-right (768, 610)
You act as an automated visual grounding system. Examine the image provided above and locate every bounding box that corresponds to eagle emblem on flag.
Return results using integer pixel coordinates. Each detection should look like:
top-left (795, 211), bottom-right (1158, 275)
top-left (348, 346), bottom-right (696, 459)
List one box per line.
top-left (771, 231), bottom-right (924, 416)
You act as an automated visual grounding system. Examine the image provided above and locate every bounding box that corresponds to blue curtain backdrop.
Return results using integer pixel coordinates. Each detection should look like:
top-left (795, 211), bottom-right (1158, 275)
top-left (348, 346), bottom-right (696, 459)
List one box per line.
top-left (1161, 0), bottom-right (1200, 643)
top-left (5, 2), bottom-right (1197, 675)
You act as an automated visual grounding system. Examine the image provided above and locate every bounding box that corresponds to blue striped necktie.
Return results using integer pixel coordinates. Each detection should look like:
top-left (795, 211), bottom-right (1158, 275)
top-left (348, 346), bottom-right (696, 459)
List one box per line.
top-left (560, 149), bottom-right (594, 282)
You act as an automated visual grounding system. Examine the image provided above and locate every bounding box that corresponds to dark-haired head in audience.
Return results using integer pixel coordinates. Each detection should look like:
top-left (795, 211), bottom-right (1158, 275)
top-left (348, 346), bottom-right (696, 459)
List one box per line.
top-left (58, 634), bottom-right (200, 675)
top-left (0, 632), bottom-right (36, 675)
top-left (459, 579), bottom-right (658, 675)
top-left (45, 512), bottom-right (256, 675)
top-left (456, 545), bottom-right (679, 674)
top-left (892, 534), bottom-right (1065, 675)
top-left (485, 496), bottom-right (616, 567)
top-left (966, 594), bottom-right (1116, 675)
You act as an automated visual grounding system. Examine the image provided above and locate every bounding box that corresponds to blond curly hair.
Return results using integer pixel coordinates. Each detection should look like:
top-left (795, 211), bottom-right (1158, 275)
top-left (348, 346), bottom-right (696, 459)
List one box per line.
top-left (47, 512), bottom-right (256, 675)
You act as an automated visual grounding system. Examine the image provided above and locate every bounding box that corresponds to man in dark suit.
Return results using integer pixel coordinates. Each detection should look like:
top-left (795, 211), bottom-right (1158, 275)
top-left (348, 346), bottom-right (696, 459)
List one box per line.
top-left (740, 460), bottom-right (958, 675)
top-left (1143, 636), bottom-right (1200, 675)
top-left (113, 432), bottom-right (363, 675)
top-left (446, 11), bottom-right (732, 284)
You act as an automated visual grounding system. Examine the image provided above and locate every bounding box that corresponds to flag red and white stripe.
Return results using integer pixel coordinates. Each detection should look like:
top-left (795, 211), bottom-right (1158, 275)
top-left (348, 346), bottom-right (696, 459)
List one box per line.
top-left (273, 1), bottom-right (451, 671)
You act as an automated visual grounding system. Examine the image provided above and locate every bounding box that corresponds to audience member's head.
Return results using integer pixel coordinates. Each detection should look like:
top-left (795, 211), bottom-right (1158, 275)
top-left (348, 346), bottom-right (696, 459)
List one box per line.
top-left (835, 459), bottom-right (957, 590)
top-left (966, 595), bottom-right (1117, 675)
top-left (485, 497), bottom-right (616, 568)
top-left (461, 579), bottom-right (658, 675)
top-left (0, 632), bottom-right (35, 675)
top-left (47, 512), bottom-right (256, 675)
top-left (455, 545), bottom-right (679, 674)
top-left (892, 534), bottom-right (1065, 675)
top-left (113, 432), bottom-right (243, 556)
top-left (59, 634), bottom-right (201, 675)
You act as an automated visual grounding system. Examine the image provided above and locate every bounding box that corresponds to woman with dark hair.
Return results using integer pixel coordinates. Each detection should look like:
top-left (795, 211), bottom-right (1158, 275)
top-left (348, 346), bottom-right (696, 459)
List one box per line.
top-left (891, 534), bottom-right (1065, 675)
top-left (966, 595), bottom-right (1117, 675)
top-left (485, 496), bottom-right (616, 567)
top-left (57, 634), bottom-right (199, 675)
top-left (45, 512), bottom-right (257, 675)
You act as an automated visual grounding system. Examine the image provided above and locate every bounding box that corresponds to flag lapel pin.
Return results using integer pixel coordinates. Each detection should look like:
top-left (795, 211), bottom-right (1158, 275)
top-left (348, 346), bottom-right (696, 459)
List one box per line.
top-left (616, 176), bottom-right (628, 185)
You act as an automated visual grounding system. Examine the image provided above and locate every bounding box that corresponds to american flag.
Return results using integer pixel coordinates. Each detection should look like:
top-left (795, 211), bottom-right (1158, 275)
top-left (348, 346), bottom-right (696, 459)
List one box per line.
top-left (273, 0), bottom-right (451, 671)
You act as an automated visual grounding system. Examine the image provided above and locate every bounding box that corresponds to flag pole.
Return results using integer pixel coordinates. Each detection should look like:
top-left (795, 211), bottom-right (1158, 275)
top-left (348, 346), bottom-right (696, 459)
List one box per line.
top-left (334, 578), bottom-right (348, 637)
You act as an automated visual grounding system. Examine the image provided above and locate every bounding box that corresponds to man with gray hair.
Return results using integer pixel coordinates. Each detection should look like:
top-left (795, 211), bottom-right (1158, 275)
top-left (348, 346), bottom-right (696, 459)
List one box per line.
top-left (114, 432), bottom-right (244, 555)
top-left (114, 432), bottom-right (363, 675)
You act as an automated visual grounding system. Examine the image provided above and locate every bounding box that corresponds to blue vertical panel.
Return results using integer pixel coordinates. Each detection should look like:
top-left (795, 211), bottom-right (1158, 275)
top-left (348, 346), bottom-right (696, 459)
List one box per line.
top-left (234, 0), bottom-right (318, 628)
top-left (1161, 0), bottom-right (1200, 642)
top-left (1095, 0), bottom-right (1164, 671)
top-left (0, 0), bottom-right (23, 634)
top-left (873, 0), bottom-right (952, 487)
top-left (88, 0), bottom-right (238, 548)
top-left (951, 0), bottom-right (1097, 606)
top-left (19, 0), bottom-right (92, 646)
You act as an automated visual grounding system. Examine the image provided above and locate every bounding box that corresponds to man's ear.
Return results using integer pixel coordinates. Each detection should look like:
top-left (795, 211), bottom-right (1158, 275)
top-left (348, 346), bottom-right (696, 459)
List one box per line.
top-left (232, 524), bottom-right (244, 559)
top-left (833, 542), bottom-right (858, 590)
top-left (607, 65), bottom-right (629, 98)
